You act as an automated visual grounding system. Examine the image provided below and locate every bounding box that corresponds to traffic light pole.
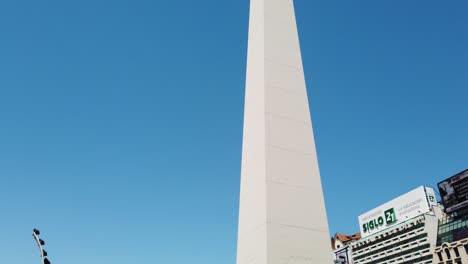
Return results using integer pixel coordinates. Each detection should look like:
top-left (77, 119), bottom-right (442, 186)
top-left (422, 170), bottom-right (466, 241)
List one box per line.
top-left (32, 229), bottom-right (50, 264)
top-left (32, 231), bottom-right (46, 264)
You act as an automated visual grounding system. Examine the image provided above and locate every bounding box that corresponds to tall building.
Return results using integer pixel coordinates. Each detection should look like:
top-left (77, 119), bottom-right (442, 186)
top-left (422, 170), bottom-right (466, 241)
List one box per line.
top-left (350, 186), bottom-right (443, 264)
top-left (434, 217), bottom-right (468, 263)
top-left (236, 0), bottom-right (332, 263)
top-left (433, 169), bottom-right (468, 263)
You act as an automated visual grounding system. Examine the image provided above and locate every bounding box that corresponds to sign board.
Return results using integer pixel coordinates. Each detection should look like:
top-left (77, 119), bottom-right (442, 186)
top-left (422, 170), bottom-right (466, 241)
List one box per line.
top-left (333, 246), bottom-right (351, 264)
top-left (426, 187), bottom-right (438, 207)
top-left (358, 186), bottom-right (434, 238)
top-left (438, 169), bottom-right (468, 214)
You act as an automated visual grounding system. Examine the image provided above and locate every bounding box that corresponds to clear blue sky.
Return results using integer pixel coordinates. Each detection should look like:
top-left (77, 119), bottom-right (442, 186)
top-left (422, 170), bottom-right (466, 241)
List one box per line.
top-left (0, 0), bottom-right (466, 263)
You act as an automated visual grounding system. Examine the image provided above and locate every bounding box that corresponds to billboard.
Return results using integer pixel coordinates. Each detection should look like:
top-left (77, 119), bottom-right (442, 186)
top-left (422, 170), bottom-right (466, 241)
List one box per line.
top-left (438, 169), bottom-right (468, 214)
top-left (358, 186), bottom-right (435, 238)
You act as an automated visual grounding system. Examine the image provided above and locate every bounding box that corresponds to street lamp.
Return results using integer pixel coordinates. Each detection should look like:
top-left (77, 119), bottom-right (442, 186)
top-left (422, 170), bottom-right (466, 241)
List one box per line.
top-left (32, 229), bottom-right (51, 264)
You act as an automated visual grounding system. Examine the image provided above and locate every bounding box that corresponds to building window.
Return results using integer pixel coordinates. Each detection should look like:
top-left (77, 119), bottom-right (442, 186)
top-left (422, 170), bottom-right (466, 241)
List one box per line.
top-left (437, 252), bottom-right (443, 261)
top-left (445, 248), bottom-right (452, 259)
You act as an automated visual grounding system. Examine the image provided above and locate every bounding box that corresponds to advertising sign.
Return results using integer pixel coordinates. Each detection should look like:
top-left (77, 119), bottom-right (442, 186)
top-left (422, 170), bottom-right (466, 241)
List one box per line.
top-left (358, 186), bottom-right (434, 238)
top-left (438, 169), bottom-right (468, 213)
top-left (426, 187), bottom-right (438, 207)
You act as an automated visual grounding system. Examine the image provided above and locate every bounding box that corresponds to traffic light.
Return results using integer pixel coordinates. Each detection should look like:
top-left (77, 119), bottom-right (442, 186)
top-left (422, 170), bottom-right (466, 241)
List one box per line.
top-left (32, 228), bottom-right (52, 264)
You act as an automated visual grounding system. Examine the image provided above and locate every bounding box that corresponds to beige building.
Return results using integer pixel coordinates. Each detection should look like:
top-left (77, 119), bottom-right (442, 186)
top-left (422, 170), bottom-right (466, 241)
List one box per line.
top-left (332, 233), bottom-right (361, 250)
top-left (433, 238), bottom-right (468, 263)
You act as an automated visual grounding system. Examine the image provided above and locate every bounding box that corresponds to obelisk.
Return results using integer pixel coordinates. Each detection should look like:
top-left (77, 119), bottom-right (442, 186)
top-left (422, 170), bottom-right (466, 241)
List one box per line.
top-left (236, 0), bottom-right (332, 263)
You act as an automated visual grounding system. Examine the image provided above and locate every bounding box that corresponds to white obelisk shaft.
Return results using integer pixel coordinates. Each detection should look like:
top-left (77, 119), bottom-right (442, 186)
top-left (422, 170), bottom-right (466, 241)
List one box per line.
top-left (237, 0), bottom-right (332, 263)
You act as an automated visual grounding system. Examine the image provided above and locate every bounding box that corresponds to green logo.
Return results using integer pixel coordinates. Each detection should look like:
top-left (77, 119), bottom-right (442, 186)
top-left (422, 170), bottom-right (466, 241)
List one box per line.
top-left (384, 208), bottom-right (397, 225)
top-left (362, 208), bottom-right (398, 233)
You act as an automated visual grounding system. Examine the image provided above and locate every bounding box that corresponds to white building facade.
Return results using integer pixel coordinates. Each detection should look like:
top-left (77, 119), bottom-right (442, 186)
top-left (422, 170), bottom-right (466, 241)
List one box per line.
top-left (350, 186), bottom-right (444, 264)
